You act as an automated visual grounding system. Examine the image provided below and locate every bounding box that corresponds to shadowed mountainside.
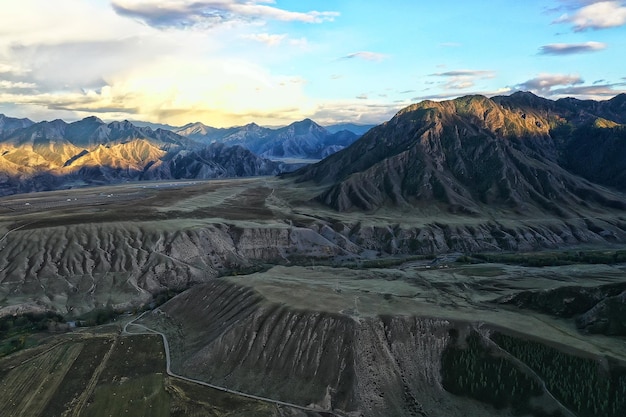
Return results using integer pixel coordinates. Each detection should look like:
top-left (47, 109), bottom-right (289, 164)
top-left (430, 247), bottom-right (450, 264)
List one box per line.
top-left (292, 93), bottom-right (626, 213)
top-left (176, 118), bottom-right (359, 159)
top-left (143, 277), bottom-right (626, 417)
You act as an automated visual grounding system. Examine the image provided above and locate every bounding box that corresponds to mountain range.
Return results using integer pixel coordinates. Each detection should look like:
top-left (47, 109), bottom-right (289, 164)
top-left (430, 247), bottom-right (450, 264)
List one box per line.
top-left (174, 118), bottom-right (362, 159)
top-left (0, 116), bottom-right (365, 196)
top-left (292, 92), bottom-right (626, 215)
top-left (1, 91), bottom-right (625, 210)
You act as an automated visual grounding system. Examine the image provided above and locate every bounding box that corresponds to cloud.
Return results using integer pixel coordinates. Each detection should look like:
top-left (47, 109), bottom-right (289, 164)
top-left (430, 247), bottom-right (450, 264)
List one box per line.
top-left (429, 69), bottom-right (496, 91)
top-left (539, 41), bottom-right (606, 54)
top-left (0, 80), bottom-right (37, 89)
top-left (412, 88), bottom-right (513, 102)
top-left (356, 94), bottom-right (368, 100)
top-left (112, 0), bottom-right (339, 29)
top-left (554, 1), bottom-right (626, 31)
top-left (430, 70), bottom-right (496, 77)
top-left (518, 73), bottom-right (584, 92)
top-left (549, 84), bottom-right (626, 98)
top-left (241, 33), bottom-right (287, 46)
top-left (0, 50), bottom-right (320, 127)
top-left (6, 39), bottom-right (162, 93)
top-left (0, 63), bottom-right (31, 76)
top-left (308, 100), bottom-right (402, 125)
top-left (241, 33), bottom-right (308, 47)
top-left (513, 74), bottom-right (626, 99)
top-left (342, 51), bottom-right (388, 61)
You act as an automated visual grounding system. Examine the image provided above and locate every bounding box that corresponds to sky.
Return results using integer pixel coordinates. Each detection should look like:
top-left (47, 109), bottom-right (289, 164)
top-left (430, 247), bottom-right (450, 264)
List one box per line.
top-left (0, 0), bottom-right (625, 127)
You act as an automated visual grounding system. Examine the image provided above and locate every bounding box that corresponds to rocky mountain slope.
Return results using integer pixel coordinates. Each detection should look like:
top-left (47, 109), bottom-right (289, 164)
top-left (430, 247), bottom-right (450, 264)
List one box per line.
top-left (325, 122), bottom-right (376, 136)
top-left (293, 92), bottom-right (626, 213)
top-left (0, 117), bottom-right (282, 195)
top-left (142, 276), bottom-right (626, 417)
top-left (176, 118), bottom-right (359, 159)
top-left (0, 114), bottom-right (34, 136)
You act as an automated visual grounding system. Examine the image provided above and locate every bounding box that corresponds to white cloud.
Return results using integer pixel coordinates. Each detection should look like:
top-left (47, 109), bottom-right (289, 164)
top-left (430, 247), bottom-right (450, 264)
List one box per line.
top-left (240, 33), bottom-right (309, 48)
top-left (0, 1), bottom-right (327, 126)
top-left (412, 88), bottom-right (513, 102)
top-left (0, 54), bottom-right (317, 126)
top-left (429, 69), bottom-right (496, 91)
top-left (308, 100), bottom-right (401, 125)
top-left (430, 70), bottom-right (496, 77)
top-left (517, 73), bottom-right (584, 93)
top-left (539, 41), bottom-right (606, 54)
top-left (112, 0), bottom-right (339, 29)
top-left (242, 33), bottom-right (287, 46)
top-left (549, 85), bottom-right (626, 97)
top-left (0, 81), bottom-right (37, 89)
top-left (0, 1), bottom-right (141, 46)
top-left (342, 51), bottom-right (388, 62)
top-left (554, 1), bottom-right (626, 30)
top-left (513, 71), bottom-right (626, 100)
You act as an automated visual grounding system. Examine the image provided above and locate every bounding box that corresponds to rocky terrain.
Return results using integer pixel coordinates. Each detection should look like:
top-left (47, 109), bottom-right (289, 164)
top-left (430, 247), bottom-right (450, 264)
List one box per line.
top-left (176, 118), bottom-right (360, 159)
top-left (0, 116), bottom-right (284, 196)
top-left (139, 271), bottom-right (626, 417)
top-left (497, 280), bottom-right (626, 336)
top-left (1, 92), bottom-right (626, 417)
top-left (293, 92), bottom-right (626, 213)
top-left (0, 115), bottom-right (366, 196)
top-left (1, 173), bottom-right (626, 318)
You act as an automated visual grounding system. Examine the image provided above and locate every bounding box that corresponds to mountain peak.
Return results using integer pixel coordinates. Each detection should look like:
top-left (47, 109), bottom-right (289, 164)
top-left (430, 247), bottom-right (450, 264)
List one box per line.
top-left (292, 118), bottom-right (323, 128)
top-left (180, 121), bottom-right (209, 129)
top-left (107, 120), bottom-right (136, 130)
top-left (510, 91), bottom-right (539, 99)
top-left (293, 92), bottom-right (626, 213)
top-left (81, 116), bottom-right (104, 124)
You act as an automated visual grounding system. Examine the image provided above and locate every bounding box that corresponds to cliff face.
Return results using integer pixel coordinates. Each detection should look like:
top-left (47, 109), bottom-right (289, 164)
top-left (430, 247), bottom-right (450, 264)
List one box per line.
top-left (293, 93), bottom-right (626, 213)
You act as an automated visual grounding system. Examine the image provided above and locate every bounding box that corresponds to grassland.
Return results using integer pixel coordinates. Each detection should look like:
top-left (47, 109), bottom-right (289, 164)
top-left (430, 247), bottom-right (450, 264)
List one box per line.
top-left (1, 177), bottom-right (625, 416)
top-left (225, 260), bottom-right (626, 359)
top-left (0, 329), bottom-right (314, 417)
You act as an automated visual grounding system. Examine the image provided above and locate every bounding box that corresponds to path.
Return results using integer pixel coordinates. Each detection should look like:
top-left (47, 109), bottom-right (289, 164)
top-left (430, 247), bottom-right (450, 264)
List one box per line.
top-left (123, 312), bottom-right (347, 417)
top-left (0, 222), bottom-right (33, 245)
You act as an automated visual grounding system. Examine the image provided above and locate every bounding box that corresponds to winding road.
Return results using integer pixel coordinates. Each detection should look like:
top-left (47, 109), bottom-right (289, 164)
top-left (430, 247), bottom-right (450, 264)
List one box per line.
top-left (0, 222), bottom-right (33, 245)
top-left (122, 311), bottom-right (347, 417)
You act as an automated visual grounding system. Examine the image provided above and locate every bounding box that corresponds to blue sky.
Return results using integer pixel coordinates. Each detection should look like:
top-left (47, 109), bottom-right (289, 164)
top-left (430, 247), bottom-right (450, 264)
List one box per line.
top-left (0, 0), bottom-right (625, 127)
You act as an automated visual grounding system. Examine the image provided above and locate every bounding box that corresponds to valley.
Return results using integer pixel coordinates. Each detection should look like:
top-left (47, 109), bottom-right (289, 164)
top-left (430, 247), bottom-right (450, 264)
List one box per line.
top-left (0, 174), bottom-right (625, 416)
top-left (1, 93), bottom-right (626, 416)
top-left (4, 0), bottom-right (626, 414)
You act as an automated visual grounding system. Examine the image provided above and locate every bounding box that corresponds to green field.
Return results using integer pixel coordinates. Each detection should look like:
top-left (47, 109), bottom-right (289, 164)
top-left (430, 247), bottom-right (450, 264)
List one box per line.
top-left (0, 330), bottom-right (312, 417)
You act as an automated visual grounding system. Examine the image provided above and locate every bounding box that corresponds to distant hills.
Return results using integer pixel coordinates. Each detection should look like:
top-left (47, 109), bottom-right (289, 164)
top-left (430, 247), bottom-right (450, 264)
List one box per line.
top-left (0, 115), bottom-right (367, 196)
top-left (2, 92), bottom-right (625, 208)
top-left (292, 92), bottom-right (626, 215)
top-left (174, 118), bottom-right (363, 160)
top-left (0, 116), bottom-right (274, 195)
